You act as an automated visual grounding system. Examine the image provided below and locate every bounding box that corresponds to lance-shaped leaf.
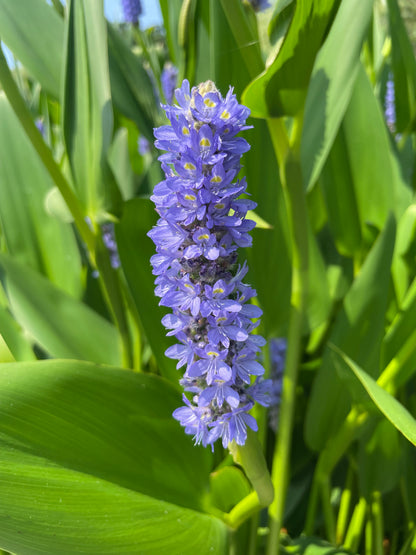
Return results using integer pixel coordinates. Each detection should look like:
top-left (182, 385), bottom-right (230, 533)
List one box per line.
top-left (62, 0), bottom-right (121, 219)
top-left (0, 360), bottom-right (225, 555)
top-left (0, 93), bottom-right (82, 298)
top-left (332, 348), bottom-right (416, 448)
top-left (243, 0), bottom-right (339, 117)
top-left (301, 0), bottom-right (374, 190)
top-left (0, 254), bottom-right (121, 366)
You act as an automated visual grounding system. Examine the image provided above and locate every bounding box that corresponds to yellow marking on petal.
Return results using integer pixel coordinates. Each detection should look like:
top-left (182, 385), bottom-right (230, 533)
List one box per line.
top-left (204, 98), bottom-right (216, 108)
top-left (184, 283), bottom-right (194, 290)
top-left (207, 351), bottom-right (219, 357)
top-left (217, 317), bottom-right (227, 322)
top-left (211, 175), bottom-right (222, 183)
top-left (238, 354), bottom-right (247, 359)
top-left (182, 126), bottom-right (190, 135)
top-left (198, 234), bottom-right (210, 241)
top-left (214, 203), bottom-right (225, 209)
top-left (184, 162), bottom-right (196, 170)
top-left (221, 110), bottom-right (231, 120)
top-left (184, 194), bottom-right (196, 201)
top-left (239, 295), bottom-right (245, 302)
top-left (200, 138), bottom-right (211, 147)
top-left (213, 288), bottom-right (224, 295)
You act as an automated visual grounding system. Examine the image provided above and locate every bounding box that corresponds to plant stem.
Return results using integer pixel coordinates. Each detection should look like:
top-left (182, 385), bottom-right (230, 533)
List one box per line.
top-left (344, 497), bottom-right (367, 552)
top-left (371, 491), bottom-right (384, 555)
top-left (266, 118), bottom-right (309, 555)
top-left (336, 464), bottom-right (354, 544)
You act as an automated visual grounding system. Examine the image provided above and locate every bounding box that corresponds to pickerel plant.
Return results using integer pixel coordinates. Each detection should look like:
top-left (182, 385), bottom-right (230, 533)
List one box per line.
top-left (148, 80), bottom-right (272, 449)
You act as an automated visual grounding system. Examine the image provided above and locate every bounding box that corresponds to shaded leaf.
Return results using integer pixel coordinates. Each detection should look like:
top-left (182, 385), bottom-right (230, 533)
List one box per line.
top-left (0, 254), bottom-right (121, 366)
top-left (305, 216), bottom-right (396, 451)
top-left (301, 0), bottom-right (374, 190)
top-left (0, 360), bottom-right (225, 555)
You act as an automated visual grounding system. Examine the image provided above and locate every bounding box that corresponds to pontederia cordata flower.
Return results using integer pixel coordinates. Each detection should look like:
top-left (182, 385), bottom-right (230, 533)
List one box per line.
top-left (148, 80), bottom-right (272, 449)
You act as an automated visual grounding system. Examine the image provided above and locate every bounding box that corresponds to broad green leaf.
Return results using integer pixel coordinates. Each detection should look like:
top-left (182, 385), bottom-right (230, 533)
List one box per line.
top-left (243, 0), bottom-right (339, 117)
top-left (305, 216), bottom-right (396, 451)
top-left (0, 305), bottom-right (35, 362)
top-left (0, 94), bottom-right (82, 298)
top-left (115, 198), bottom-right (178, 383)
top-left (301, 0), bottom-right (374, 190)
top-left (341, 65), bottom-right (411, 231)
top-left (0, 0), bottom-right (62, 97)
top-left (357, 419), bottom-right (402, 498)
top-left (320, 127), bottom-right (362, 257)
top-left (387, 0), bottom-right (416, 132)
top-left (0, 360), bottom-right (225, 554)
top-left (332, 349), bottom-right (416, 448)
top-left (0, 254), bottom-right (121, 366)
top-left (62, 0), bottom-right (121, 219)
top-left (321, 65), bottom-right (411, 256)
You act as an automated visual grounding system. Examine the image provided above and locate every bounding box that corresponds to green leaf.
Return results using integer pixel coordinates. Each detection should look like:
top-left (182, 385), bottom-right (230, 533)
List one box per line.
top-left (305, 216), bottom-right (396, 451)
top-left (0, 94), bottom-right (82, 298)
top-left (115, 198), bottom-right (178, 383)
top-left (357, 420), bottom-right (402, 498)
top-left (107, 24), bottom-right (158, 143)
top-left (341, 65), bottom-right (411, 231)
top-left (62, 0), bottom-right (121, 219)
top-left (301, 0), bottom-right (374, 190)
top-left (243, 0), bottom-right (339, 117)
top-left (0, 254), bottom-right (121, 366)
top-left (381, 277), bottom-right (416, 389)
top-left (0, 360), bottom-right (226, 554)
top-left (209, 466), bottom-right (251, 513)
top-left (387, 0), bottom-right (416, 133)
top-left (0, 305), bottom-right (35, 362)
top-left (0, 0), bottom-right (62, 98)
top-left (332, 348), bottom-right (416, 448)
top-left (244, 121), bottom-right (291, 337)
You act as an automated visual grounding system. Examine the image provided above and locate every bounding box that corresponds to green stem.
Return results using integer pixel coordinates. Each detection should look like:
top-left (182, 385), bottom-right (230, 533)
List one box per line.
top-left (336, 464), bottom-right (354, 544)
top-left (371, 491), bottom-right (384, 555)
top-left (305, 407), bottom-right (367, 535)
top-left (343, 497), bottom-right (367, 553)
top-left (266, 118), bottom-right (309, 555)
top-left (321, 476), bottom-right (336, 544)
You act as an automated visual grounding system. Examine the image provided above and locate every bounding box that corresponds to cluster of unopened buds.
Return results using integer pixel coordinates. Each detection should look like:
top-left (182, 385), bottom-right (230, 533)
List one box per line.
top-left (148, 79), bottom-right (273, 449)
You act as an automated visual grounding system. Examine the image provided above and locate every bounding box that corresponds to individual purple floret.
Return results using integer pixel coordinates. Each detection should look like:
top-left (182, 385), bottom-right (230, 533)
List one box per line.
top-left (245, 0), bottom-right (271, 11)
top-left (148, 79), bottom-right (271, 450)
top-left (385, 76), bottom-right (396, 132)
top-left (161, 63), bottom-right (179, 104)
top-left (268, 338), bottom-right (287, 431)
top-left (138, 136), bottom-right (151, 156)
top-left (121, 0), bottom-right (142, 24)
top-left (102, 222), bottom-right (120, 269)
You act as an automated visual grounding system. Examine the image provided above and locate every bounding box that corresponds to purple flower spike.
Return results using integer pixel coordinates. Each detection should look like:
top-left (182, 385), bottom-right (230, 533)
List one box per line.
top-left (148, 79), bottom-right (269, 449)
top-left (121, 0), bottom-right (142, 23)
